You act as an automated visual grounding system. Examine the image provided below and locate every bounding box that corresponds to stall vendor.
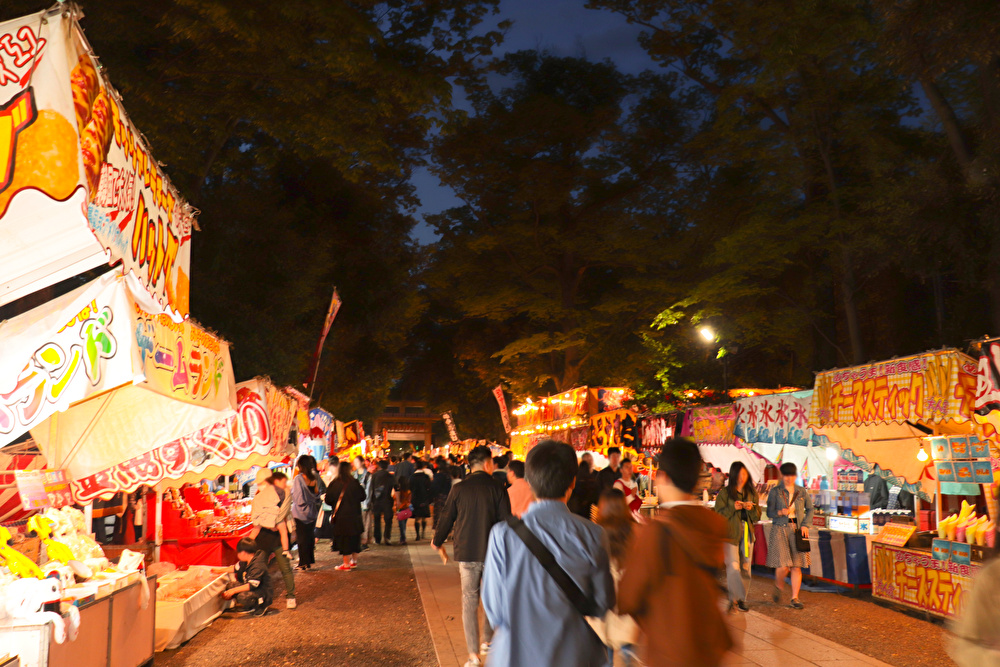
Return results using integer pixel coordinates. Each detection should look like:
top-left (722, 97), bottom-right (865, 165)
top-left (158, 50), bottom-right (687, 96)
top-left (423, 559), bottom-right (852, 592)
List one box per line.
top-left (223, 537), bottom-right (272, 615)
top-left (864, 468), bottom-right (889, 510)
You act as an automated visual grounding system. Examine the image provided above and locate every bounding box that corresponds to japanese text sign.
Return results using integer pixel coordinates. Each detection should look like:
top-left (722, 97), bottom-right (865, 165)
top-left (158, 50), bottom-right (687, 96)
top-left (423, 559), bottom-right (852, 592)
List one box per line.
top-left (871, 542), bottom-right (977, 619)
top-left (734, 390), bottom-right (813, 445)
top-left (811, 350), bottom-right (977, 427)
top-left (0, 272), bottom-right (137, 449)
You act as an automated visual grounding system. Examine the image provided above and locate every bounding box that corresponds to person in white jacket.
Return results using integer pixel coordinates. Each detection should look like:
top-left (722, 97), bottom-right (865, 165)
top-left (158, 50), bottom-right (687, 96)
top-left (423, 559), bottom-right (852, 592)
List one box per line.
top-left (250, 469), bottom-right (296, 609)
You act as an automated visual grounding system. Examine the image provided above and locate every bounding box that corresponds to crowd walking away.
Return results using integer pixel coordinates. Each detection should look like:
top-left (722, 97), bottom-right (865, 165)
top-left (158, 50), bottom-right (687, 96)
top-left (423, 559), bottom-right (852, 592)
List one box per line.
top-left (218, 440), bottom-right (767, 665)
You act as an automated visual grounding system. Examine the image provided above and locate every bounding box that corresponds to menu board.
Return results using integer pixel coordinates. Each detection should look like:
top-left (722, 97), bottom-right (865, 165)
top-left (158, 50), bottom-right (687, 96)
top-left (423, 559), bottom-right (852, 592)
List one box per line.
top-left (14, 469), bottom-right (72, 510)
top-left (874, 522), bottom-right (917, 547)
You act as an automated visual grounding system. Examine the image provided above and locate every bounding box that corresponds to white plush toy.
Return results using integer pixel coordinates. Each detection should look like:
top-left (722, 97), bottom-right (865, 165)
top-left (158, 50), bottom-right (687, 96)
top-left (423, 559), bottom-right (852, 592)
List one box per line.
top-left (1, 577), bottom-right (80, 644)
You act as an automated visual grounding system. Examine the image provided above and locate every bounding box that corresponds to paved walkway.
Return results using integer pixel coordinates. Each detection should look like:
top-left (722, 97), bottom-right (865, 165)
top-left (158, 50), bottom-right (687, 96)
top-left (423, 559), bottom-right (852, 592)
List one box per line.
top-left (408, 539), bottom-right (891, 667)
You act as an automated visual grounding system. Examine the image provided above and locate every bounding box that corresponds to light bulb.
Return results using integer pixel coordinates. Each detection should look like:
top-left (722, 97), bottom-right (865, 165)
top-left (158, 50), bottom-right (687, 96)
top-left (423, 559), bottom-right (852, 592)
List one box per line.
top-left (699, 326), bottom-right (715, 342)
top-left (825, 446), bottom-right (838, 461)
top-left (917, 446), bottom-right (929, 462)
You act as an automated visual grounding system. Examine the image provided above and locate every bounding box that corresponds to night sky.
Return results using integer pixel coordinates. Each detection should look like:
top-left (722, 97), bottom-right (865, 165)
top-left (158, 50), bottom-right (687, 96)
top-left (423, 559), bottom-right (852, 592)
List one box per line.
top-left (409, 0), bottom-right (654, 244)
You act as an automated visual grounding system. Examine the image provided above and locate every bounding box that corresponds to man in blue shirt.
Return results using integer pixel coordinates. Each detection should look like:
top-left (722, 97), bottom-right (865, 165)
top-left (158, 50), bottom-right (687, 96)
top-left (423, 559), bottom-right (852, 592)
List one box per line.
top-left (483, 440), bottom-right (615, 667)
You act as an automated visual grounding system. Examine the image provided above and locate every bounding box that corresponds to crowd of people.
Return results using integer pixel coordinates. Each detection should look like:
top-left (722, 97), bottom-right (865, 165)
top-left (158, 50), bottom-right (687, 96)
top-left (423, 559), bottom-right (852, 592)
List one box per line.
top-left (221, 439), bottom-right (816, 666)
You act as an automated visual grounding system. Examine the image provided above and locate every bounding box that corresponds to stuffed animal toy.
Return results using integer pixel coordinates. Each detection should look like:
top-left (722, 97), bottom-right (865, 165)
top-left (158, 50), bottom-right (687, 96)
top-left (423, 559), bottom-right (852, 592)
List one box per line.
top-left (1, 576), bottom-right (80, 644)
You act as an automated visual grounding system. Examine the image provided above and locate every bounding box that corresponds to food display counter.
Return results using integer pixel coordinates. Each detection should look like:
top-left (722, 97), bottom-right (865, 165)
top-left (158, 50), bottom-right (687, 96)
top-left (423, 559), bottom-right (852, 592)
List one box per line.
top-left (0, 574), bottom-right (155, 667)
top-left (155, 565), bottom-right (232, 651)
top-left (159, 487), bottom-right (252, 567)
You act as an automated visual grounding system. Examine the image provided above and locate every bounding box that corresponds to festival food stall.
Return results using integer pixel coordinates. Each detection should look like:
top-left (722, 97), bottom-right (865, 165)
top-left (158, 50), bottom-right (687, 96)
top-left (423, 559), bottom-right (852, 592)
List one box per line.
top-left (810, 348), bottom-right (985, 618)
top-left (732, 390), bottom-right (871, 587)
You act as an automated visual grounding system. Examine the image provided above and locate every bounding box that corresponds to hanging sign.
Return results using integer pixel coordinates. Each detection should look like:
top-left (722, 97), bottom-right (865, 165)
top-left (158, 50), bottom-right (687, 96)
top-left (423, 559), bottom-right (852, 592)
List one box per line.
top-left (734, 390), bottom-right (813, 445)
top-left (14, 470), bottom-right (48, 510)
top-left (71, 381), bottom-right (273, 503)
top-left (442, 412), bottom-right (460, 442)
top-left (0, 272), bottom-right (137, 449)
top-left (811, 350), bottom-right (977, 427)
top-left (79, 29), bottom-right (194, 319)
top-left (493, 385), bottom-right (512, 434)
top-left (588, 409), bottom-right (638, 453)
top-left (691, 405), bottom-right (736, 445)
top-left (0, 10), bottom-right (109, 309)
top-left (640, 413), bottom-right (677, 453)
top-left (132, 304), bottom-right (232, 410)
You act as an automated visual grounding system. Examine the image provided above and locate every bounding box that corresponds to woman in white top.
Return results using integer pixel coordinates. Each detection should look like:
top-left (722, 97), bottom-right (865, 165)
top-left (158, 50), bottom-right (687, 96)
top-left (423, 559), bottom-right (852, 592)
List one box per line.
top-left (613, 458), bottom-right (643, 519)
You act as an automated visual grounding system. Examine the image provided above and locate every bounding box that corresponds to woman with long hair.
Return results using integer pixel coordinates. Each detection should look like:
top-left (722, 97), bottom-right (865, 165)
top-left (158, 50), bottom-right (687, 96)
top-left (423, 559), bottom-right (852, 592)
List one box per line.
top-left (594, 488), bottom-right (640, 667)
top-left (291, 455), bottom-right (320, 571)
top-left (325, 461), bottom-right (366, 571)
top-left (714, 461), bottom-right (761, 611)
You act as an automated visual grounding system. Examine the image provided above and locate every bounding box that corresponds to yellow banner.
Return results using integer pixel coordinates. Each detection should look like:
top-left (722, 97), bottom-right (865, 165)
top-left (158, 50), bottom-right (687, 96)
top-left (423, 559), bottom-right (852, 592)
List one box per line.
top-left (132, 304), bottom-right (234, 411)
top-left (810, 350), bottom-right (977, 427)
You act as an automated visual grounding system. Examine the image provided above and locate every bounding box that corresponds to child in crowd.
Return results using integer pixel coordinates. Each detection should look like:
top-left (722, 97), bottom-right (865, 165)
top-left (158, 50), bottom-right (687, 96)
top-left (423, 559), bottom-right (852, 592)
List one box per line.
top-left (223, 537), bottom-right (272, 616)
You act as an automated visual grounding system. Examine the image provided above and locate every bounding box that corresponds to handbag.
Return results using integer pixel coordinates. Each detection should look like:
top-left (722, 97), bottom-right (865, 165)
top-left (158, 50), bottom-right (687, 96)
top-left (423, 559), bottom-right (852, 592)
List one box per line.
top-left (396, 506), bottom-right (413, 521)
top-left (788, 490), bottom-right (812, 553)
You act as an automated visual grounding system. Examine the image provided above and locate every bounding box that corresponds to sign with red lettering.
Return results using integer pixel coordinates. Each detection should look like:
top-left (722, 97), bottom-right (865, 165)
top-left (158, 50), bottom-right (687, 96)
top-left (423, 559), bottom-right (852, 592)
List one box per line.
top-left (811, 350), bottom-right (977, 427)
top-left (0, 9), bottom-right (111, 309)
top-left (871, 542), bottom-right (978, 619)
top-left (71, 381), bottom-right (274, 503)
top-left (14, 469), bottom-right (48, 510)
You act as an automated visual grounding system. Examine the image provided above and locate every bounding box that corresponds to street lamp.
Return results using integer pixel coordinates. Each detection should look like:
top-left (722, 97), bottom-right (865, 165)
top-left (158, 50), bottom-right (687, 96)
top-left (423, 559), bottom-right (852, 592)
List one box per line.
top-left (697, 325), bottom-right (730, 393)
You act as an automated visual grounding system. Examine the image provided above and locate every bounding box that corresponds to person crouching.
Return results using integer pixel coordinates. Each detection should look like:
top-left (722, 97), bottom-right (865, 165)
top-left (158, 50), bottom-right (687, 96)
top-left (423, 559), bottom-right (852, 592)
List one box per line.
top-left (223, 538), bottom-right (273, 616)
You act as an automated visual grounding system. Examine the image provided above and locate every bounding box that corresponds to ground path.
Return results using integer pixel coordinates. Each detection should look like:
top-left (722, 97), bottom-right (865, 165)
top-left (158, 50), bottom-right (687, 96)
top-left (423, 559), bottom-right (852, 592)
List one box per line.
top-left (158, 522), bottom-right (955, 666)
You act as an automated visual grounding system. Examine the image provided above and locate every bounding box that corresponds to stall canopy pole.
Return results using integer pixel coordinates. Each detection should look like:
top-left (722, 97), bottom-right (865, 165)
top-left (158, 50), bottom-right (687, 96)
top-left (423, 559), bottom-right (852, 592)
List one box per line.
top-left (154, 488), bottom-right (163, 562)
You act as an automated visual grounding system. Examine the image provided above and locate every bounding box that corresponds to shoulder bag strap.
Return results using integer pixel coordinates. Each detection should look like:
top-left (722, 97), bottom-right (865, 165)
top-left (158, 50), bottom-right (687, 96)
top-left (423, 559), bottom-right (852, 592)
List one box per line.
top-left (332, 485), bottom-right (347, 516)
top-left (505, 517), bottom-right (601, 618)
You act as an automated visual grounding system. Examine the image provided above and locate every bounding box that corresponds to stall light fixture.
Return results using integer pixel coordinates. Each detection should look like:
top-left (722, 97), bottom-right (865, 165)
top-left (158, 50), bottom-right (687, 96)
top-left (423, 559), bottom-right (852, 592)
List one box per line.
top-left (917, 445), bottom-right (929, 462)
top-left (825, 446), bottom-right (838, 461)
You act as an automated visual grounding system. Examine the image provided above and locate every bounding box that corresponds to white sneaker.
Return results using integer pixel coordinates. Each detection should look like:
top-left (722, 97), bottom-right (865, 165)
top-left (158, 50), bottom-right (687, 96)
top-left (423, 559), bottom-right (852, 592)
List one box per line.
top-left (286, 597), bottom-right (296, 609)
top-left (463, 659), bottom-right (481, 667)
top-left (480, 642), bottom-right (490, 655)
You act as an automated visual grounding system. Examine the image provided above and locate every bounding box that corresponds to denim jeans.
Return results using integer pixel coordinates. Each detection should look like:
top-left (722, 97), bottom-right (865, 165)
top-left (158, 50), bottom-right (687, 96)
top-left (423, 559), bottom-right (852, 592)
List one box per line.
top-left (397, 518), bottom-right (408, 543)
top-left (724, 538), bottom-right (752, 602)
top-left (607, 643), bottom-right (638, 667)
top-left (458, 561), bottom-right (493, 655)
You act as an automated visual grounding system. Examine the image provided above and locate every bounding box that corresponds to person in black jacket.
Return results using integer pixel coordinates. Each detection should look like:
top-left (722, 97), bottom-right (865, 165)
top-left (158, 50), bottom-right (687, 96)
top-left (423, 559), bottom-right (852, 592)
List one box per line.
top-left (325, 461), bottom-right (366, 571)
top-left (568, 459), bottom-right (600, 519)
top-left (224, 538), bottom-right (272, 615)
top-left (432, 445), bottom-right (511, 666)
top-left (370, 459), bottom-right (396, 544)
top-left (431, 456), bottom-right (453, 531)
top-left (410, 459), bottom-right (433, 541)
top-left (597, 446), bottom-right (623, 491)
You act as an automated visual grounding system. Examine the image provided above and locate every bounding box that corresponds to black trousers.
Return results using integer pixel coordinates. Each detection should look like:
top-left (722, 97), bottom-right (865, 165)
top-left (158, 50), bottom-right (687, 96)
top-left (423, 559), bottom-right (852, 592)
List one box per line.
top-left (294, 519), bottom-right (316, 567)
top-left (373, 502), bottom-right (394, 543)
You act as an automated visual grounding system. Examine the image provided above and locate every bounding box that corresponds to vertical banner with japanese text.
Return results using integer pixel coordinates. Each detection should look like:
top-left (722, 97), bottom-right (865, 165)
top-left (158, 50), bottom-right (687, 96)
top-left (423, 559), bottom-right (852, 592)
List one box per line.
top-left (493, 385), bottom-right (511, 434)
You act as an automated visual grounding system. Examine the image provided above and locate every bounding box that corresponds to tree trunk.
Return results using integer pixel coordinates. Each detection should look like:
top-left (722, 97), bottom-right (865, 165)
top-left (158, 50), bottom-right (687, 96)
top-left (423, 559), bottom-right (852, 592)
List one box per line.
top-left (841, 245), bottom-right (865, 364)
top-left (919, 75), bottom-right (975, 172)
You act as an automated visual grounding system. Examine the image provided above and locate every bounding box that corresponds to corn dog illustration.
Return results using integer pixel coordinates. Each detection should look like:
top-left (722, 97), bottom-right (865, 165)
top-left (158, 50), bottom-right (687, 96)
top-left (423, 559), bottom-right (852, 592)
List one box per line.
top-left (70, 54), bottom-right (98, 133)
top-left (80, 89), bottom-right (113, 196)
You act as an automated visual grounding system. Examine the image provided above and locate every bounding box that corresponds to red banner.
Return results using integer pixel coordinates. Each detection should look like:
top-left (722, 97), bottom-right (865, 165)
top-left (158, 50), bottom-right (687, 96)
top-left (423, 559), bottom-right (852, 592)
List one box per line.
top-left (493, 385), bottom-right (511, 434)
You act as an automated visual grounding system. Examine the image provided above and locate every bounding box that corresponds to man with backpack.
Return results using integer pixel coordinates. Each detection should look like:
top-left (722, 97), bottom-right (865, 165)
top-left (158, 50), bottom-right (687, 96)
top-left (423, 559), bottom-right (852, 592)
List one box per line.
top-left (618, 437), bottom-right (732, 666)
top-left (482, 440), bottom-right (614, 666)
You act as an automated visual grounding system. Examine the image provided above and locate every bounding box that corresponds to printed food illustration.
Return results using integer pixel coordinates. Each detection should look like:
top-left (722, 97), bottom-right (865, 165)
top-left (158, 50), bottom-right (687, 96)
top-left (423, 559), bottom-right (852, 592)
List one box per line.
top-left (71, 53), bottom-right (112, 197)
top-left (956, 463), bottom-right (972, 479)
top-left (0, 108), bottom-right (79, 215)
top-left (950, 438), bottom-right (968, 457)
